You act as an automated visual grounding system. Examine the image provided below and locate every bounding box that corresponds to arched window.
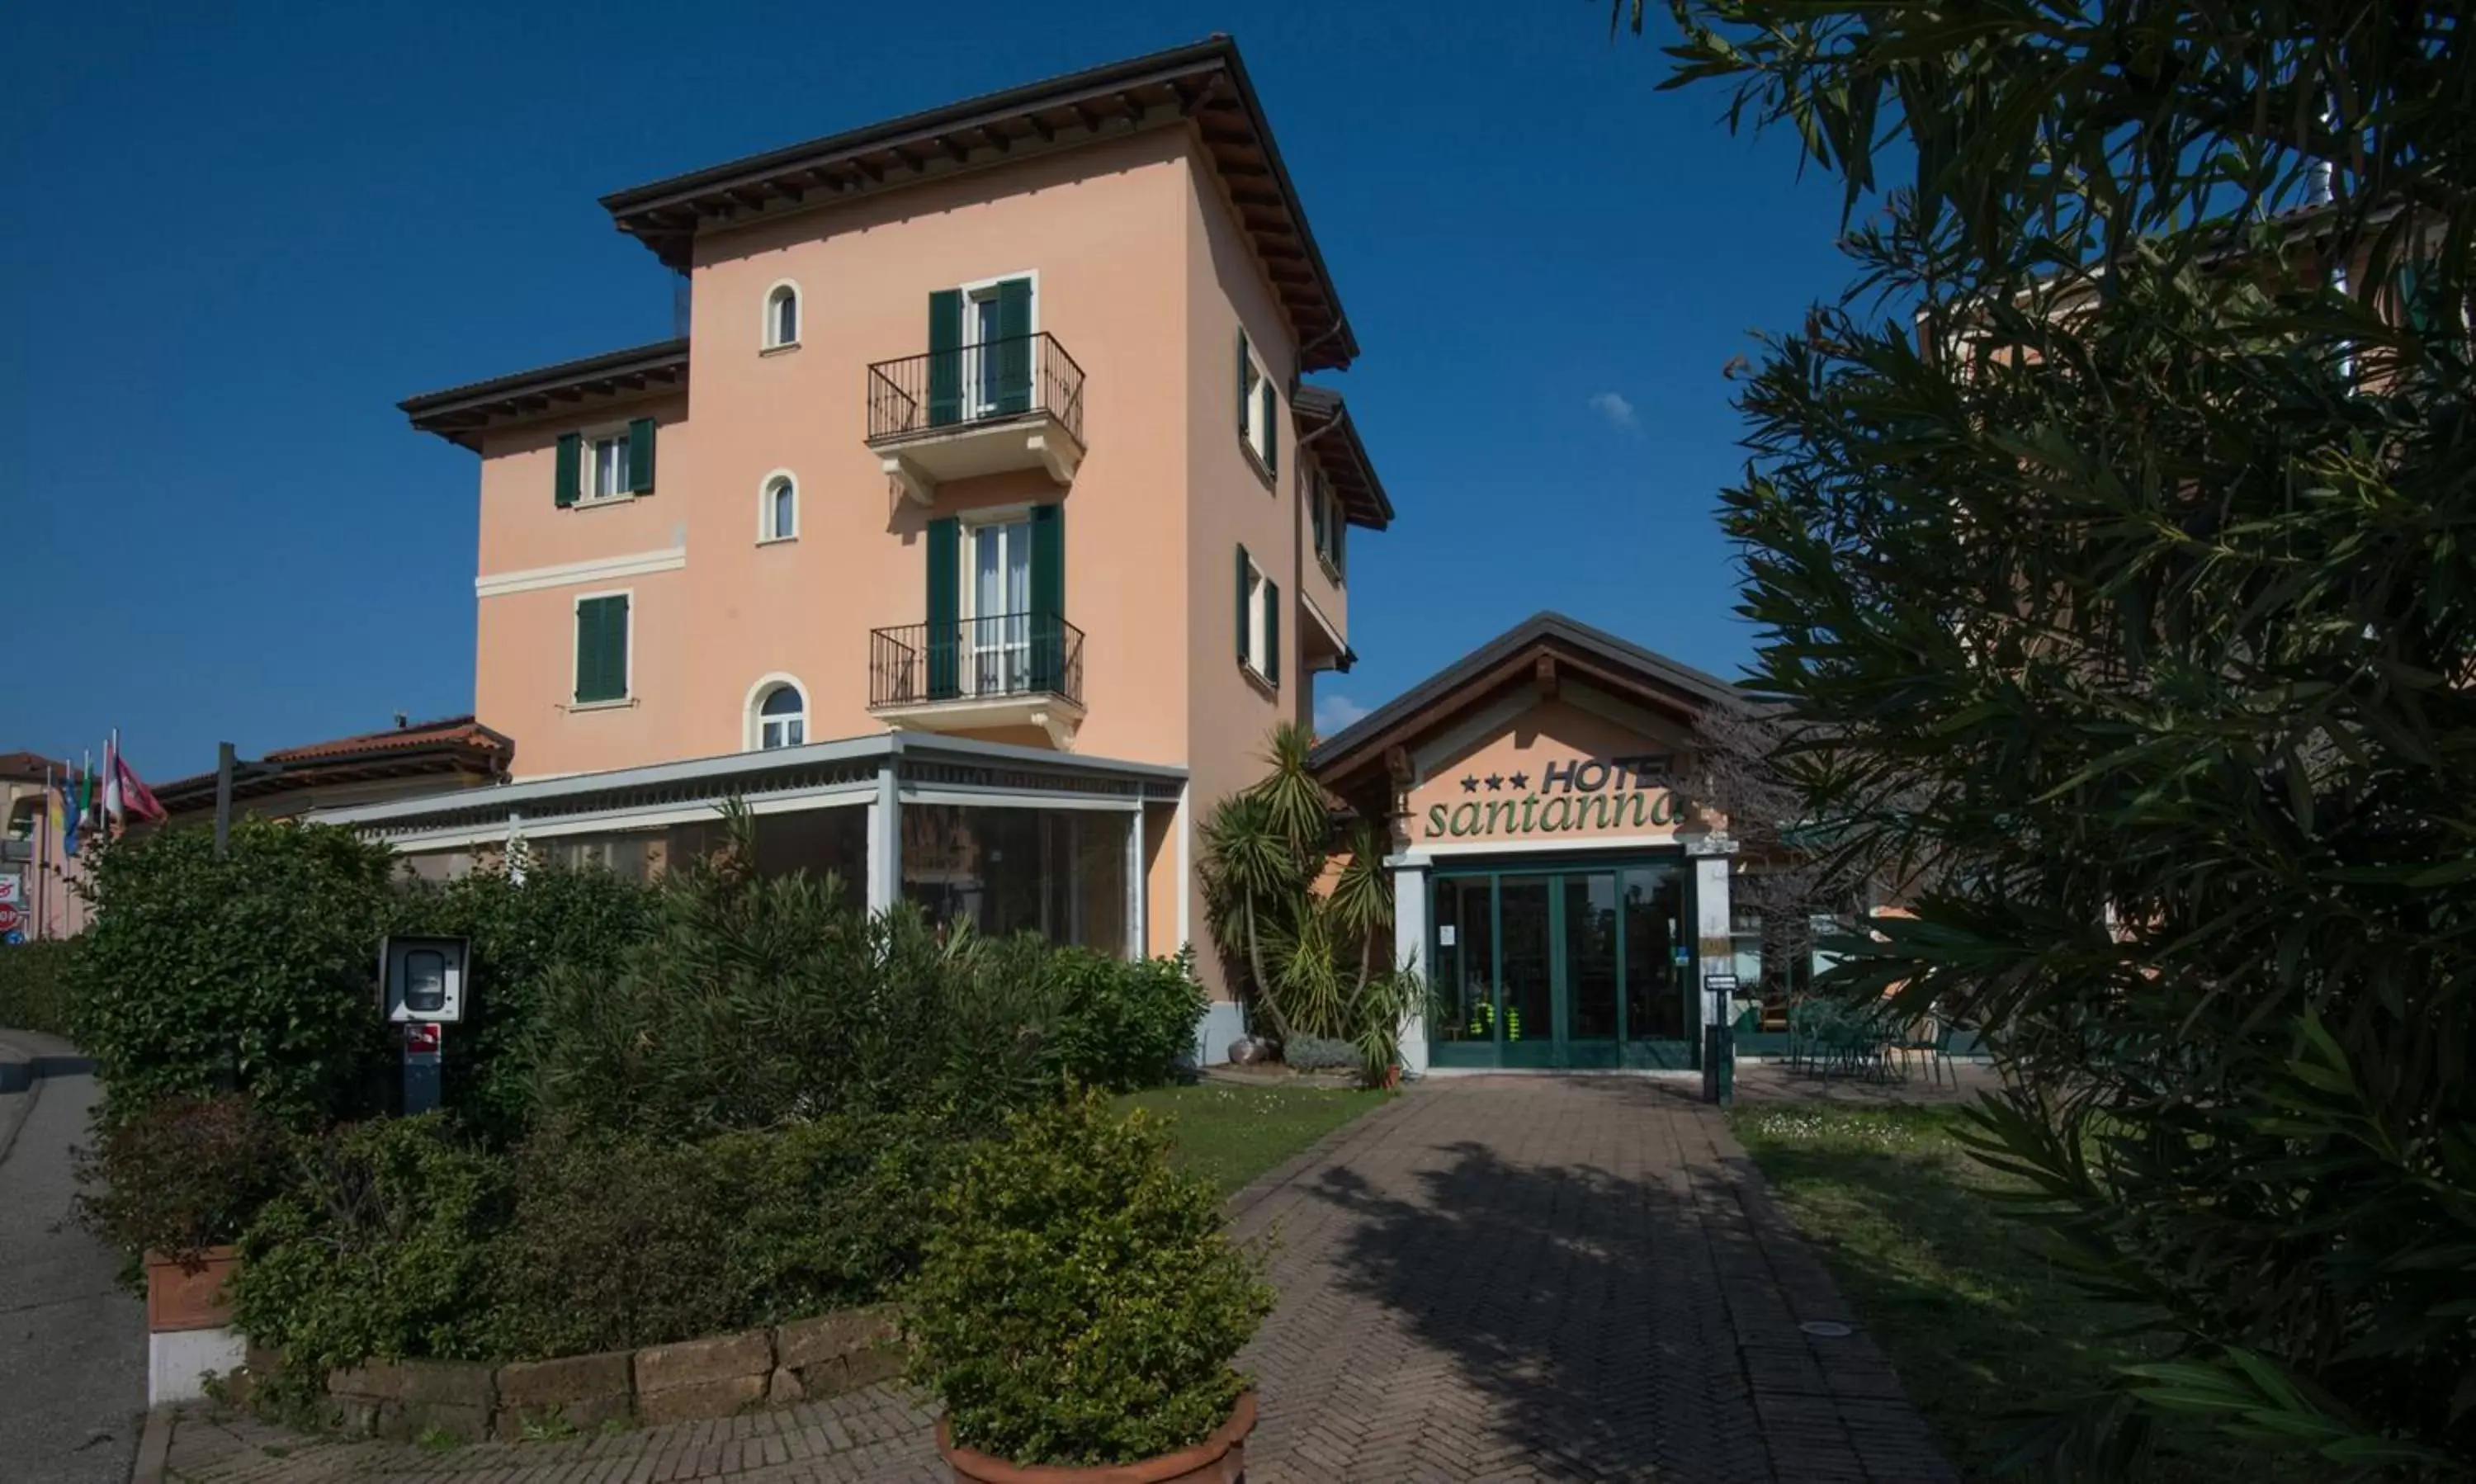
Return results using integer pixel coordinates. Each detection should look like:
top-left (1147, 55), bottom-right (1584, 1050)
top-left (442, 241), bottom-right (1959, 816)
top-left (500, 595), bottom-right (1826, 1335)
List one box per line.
top-left (764, 282), bottom-right (800, 349)
top-left (757, 683), bottom-right (806, 749)
top-left (763, 474), bottom-right (797, 541)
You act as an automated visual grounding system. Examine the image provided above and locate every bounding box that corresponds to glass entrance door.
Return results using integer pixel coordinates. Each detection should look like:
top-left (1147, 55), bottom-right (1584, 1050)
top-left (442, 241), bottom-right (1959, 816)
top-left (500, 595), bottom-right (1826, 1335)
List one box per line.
top-left (1497, 876), bottom-right (1555, 1068)
top-left (1428, 859), bottom-right (1697, 1070)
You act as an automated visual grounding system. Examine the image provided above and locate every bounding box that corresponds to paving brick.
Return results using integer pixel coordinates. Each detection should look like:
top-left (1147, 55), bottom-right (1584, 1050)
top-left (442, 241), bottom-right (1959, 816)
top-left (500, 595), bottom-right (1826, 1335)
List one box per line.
top-left (157, 1077), bottom-right (1956, 1484)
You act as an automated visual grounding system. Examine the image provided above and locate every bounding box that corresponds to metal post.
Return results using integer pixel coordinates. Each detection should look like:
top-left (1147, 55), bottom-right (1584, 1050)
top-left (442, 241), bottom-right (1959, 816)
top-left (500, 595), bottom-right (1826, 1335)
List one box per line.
top-left (401, 1023), bottom-right (442, 1116)
top-left (212, 743), bottom-right (235, 856)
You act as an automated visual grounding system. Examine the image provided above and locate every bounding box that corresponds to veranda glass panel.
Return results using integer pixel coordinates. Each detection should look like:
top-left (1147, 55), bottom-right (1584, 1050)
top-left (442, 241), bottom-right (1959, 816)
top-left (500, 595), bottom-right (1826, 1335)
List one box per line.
top-left (900, 804), bottom-right (1127, 953)
top-left (1623, 867), bottom-right (1687, 1041)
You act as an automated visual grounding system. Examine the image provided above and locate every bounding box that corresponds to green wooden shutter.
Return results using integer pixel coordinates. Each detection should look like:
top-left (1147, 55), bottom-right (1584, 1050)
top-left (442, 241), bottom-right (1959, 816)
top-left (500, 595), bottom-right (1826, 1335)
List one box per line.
top-left (1264, 579), bottom-right (1281, 688)
top-left (995, 278), bottom-right (1033, 415)
top-left (1260, 381), bottom-right (1278, 476)
top-left (1235, 545), bottom-right (1253, 667)
top-left (1310, 474), bottom-right (1327, 557)
top-left (1334, 504), bottom-right (1348, 579)
top-left (928, 290), bottom-right (963, 427)
top-left (555, 432), bottom-right (581, 508)
top-left (626, 418), bottom-right (655, 494)
top-left (1236, 330), bottom-right (1251, 435)
top-left (575, 595), bottom-right (628, 703)
top-left (926, 517), bottom-right (960, 699)
top-left (1029, 503), bottom-right (1064, 692)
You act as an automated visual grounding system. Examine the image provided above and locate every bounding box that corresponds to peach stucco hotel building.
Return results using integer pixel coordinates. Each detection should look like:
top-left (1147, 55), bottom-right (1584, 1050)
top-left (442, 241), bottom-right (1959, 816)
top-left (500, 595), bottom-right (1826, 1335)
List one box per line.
top-left (319, 39), bottom-right (1392, 1053)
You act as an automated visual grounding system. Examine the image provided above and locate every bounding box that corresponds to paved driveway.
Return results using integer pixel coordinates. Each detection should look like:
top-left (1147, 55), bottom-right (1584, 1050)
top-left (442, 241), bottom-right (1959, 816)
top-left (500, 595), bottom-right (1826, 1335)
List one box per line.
top-left (160, 1078), bottom-right (1952, 1484)
top-left (0, 1032), bottom-right (146, 1484)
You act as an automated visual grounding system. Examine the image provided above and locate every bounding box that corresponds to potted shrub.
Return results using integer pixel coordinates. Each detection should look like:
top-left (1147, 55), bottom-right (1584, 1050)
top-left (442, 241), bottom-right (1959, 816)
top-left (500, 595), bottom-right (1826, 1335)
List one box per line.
top-left (75, 1093), bottom-right (293, 1331)
top-left (907, 1092), bottom-right (1274, 1482)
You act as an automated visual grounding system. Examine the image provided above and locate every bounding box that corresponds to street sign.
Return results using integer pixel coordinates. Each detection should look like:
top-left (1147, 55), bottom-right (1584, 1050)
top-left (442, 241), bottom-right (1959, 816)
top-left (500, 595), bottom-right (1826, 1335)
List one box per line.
top-left (0, 903), bottom-right (23, 936)
top-left (0, 875), bottom-right (21, 905)
top-left (2, 929), bottom-right (22, 947)
top-left (404, 1022), bottom-right (443, 1056)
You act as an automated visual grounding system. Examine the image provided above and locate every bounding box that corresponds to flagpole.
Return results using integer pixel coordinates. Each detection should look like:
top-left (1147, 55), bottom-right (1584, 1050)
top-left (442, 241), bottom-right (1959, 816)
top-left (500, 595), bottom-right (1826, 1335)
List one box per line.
top-left (35, 763), bottom-right (50, 942)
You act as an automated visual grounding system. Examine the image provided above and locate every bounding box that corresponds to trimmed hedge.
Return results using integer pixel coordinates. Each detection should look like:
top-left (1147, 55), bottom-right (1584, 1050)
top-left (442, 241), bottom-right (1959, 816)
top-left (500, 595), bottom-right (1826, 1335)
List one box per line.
top-left (906, 1093), bottom-right (1273, 1466)
top-left (0, 938), bottom-right (77, 1037)
top-left (69, 820), bottom-right (399, 1127)
top-left (232, 1108), bottom-right (976, 1368)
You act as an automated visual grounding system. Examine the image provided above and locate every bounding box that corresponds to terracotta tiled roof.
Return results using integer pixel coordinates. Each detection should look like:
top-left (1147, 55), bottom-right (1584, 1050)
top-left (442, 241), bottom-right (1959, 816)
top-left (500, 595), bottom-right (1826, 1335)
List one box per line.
top-left (263, 716), bottom-right (508, 763)
top-left (0, 751), bottom-right (72, 783)
top-left (151, 716), bottom-right (515, 816)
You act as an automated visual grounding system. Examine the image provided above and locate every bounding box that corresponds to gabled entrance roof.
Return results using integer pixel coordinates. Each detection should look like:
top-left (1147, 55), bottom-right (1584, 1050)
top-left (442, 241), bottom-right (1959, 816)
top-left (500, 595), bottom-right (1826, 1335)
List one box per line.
top-left (1310, 612), bottom-right (1747, 795)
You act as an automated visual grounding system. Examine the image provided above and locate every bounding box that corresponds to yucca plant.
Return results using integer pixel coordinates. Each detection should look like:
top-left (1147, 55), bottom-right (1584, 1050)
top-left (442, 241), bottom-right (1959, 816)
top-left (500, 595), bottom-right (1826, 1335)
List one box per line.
top-left (1198, 725), bottom-right (1397, 1064)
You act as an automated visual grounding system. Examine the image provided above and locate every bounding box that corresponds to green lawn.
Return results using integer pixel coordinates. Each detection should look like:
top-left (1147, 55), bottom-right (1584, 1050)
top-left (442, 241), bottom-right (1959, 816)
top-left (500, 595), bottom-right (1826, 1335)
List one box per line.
top-left (1731, 1104), bottom-right (2301, 1484)
top-left (1117, 1083), bottom-right (1391, 1194)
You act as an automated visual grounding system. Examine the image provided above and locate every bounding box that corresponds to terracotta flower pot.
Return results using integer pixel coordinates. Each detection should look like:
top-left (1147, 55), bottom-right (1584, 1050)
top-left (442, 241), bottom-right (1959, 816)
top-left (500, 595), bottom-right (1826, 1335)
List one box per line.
top-left (938, 1392), bottom-right (1255, 1484)
top-left (145, 1245), bottom-right (241, 1333)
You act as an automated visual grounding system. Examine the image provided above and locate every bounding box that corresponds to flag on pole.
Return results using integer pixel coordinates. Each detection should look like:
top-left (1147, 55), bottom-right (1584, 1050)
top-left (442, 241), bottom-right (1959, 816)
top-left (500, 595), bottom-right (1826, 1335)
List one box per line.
top-left (108, 735), bottom-right (165, 825)
top-left (45, 764), bottom-right (65, 856)
top-left (103, 735), bottom-right (124, 825)
top-left (58, 771), bottom-right (82, 856)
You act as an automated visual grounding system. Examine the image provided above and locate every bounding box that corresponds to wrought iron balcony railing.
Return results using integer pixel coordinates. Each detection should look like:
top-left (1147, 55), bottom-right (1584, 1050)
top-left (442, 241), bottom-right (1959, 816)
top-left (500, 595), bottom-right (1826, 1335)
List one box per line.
top-left (865, 333), bottom-right (1085, 446)
top-left (869, 612), bottom-right (1085, 709)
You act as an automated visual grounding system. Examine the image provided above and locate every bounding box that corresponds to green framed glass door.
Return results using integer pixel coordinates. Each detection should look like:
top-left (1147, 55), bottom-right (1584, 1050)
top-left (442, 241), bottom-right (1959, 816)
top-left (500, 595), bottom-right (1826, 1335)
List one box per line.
top-left (1429, 858), bottom-right (1697, 1070)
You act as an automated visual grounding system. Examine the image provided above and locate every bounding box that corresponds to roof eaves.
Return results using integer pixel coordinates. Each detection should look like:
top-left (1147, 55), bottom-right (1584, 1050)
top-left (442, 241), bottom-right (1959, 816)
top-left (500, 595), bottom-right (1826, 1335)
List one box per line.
top-left (1308, 612), bottom-right (1750, 775)
top-left (399, 339), bottom-right (691, 450)
top-left (1292, 386), bottom-right (1393, 528)
top-left (597, 37), bottom-right (1356, 371)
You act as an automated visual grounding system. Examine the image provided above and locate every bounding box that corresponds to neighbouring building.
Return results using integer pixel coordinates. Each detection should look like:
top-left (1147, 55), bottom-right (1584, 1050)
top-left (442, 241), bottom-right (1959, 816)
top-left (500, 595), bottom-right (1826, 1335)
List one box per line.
top-left (1311, 613), bottom-right (1774, 1076)
top-left (1, 752), bottom-right (81, 941)
top-left (149, 717), bottom-right (514, 829)
top-left (323, 38), bottom-right (1392, 1057)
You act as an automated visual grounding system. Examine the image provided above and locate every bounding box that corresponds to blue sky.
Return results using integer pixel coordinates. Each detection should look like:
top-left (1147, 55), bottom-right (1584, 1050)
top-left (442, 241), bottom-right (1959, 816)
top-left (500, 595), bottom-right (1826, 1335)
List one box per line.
top-left (2, 1), bottom-right (1853, 777)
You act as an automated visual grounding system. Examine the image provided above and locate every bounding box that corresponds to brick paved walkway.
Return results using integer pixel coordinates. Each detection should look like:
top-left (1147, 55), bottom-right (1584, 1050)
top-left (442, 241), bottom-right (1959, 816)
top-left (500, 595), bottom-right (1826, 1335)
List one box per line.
top-left (157, 1078), bottom-right (1954, 1483)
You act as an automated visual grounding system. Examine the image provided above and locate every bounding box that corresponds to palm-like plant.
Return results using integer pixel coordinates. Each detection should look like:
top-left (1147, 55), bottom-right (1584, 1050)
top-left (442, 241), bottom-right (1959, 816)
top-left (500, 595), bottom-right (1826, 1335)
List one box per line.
top-left (1198, 790), bottom-right (1306, 1043)
top-left (1198, 727), bottom-right (1401, 1070)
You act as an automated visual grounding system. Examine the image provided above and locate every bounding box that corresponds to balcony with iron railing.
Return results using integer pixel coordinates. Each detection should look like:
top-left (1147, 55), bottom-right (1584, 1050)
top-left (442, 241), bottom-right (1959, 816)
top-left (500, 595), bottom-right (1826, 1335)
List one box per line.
top-left (868, 612), bottom-right (1086, 749)
top-left (865, 333), bottom-right (1086, 503)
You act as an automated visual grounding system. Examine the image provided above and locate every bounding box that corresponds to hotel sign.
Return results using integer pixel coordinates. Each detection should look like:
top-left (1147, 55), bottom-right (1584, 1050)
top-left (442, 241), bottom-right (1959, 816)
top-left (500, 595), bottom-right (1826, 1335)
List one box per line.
top-left (1419, 754), bottom-right (1690, 840)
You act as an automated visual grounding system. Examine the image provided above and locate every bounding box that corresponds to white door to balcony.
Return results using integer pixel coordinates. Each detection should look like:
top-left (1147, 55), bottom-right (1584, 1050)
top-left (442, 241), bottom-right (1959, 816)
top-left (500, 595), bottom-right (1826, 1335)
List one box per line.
top-left (966, 289), bottom-right (1006, 418)
top-left (967, 518), bottom-right (1032, 695)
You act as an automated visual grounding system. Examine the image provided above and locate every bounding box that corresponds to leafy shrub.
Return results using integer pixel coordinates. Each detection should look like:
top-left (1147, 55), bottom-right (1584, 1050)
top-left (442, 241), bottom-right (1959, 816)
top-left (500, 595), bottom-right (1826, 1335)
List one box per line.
top-left (906, 1093), bottom-right (1273, 1467)
top-left (525, 810), bottom-right (1108, 1141)
top-left (74, 1093), bottom-right (294, 1263)
top-left (485, 1127), bottom-right (730, 1358)
top-left (1044, 947), bottom-right (1205, 1092)
top-left (0, 938), bottom-right (78, 1036)
top-left (70, 820), bottom-right (399, 1127)
top-left (399, 863), bottom-right (654, 1146)
top-left (492, 1108), bottom-right (971, 1358)
top-left (1281, 1034), bottom-right (1358, 1072)
top-left (230, 1114), bottom-right (508, 1372)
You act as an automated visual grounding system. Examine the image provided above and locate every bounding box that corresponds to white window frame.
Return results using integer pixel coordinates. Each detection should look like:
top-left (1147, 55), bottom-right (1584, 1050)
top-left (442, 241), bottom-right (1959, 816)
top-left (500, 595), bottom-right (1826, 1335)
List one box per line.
top-left (582, 424), bottom-right (634, 505)
top-left (744, 672), bottom-right (810, 751)
top-left (758, 469), bottom-right (799, 544)
top-left (958, 505), bottom-right (1037, 696)
top-left (954, 270), bottom-right (1037, 418)
top-left (762, 280), bottom-right (801, 351)
top-left (1240, 343), bottom-right (1274, 468)
top-left (1242, 554), bottom-right (1272, 683)
top-left (570, 588), bottom-right (634, 708)
top-left (1307, 465), bottom-right (1345, 579)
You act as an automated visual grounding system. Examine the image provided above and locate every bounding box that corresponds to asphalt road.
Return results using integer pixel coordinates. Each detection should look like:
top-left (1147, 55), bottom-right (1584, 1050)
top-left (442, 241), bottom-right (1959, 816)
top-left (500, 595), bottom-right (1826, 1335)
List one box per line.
top-left (0, 1041), bottom-right (144, 1484)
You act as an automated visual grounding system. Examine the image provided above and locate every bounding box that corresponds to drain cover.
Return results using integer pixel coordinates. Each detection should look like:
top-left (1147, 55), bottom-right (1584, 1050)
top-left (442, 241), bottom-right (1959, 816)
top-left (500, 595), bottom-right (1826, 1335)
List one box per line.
top-left (1799, 1321), bottom-right (1855, 1338)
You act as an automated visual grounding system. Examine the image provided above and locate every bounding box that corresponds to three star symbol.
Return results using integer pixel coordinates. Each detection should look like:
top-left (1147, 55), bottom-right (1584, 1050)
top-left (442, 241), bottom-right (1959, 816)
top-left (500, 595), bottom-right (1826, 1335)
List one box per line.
top-left (1463, 772), bottom-right (1533, 792)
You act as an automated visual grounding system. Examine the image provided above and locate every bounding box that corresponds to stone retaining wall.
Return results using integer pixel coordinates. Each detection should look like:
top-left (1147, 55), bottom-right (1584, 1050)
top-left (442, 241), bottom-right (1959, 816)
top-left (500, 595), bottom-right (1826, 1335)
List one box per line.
top-left (321, 1305), bottom-right (901, 1443)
